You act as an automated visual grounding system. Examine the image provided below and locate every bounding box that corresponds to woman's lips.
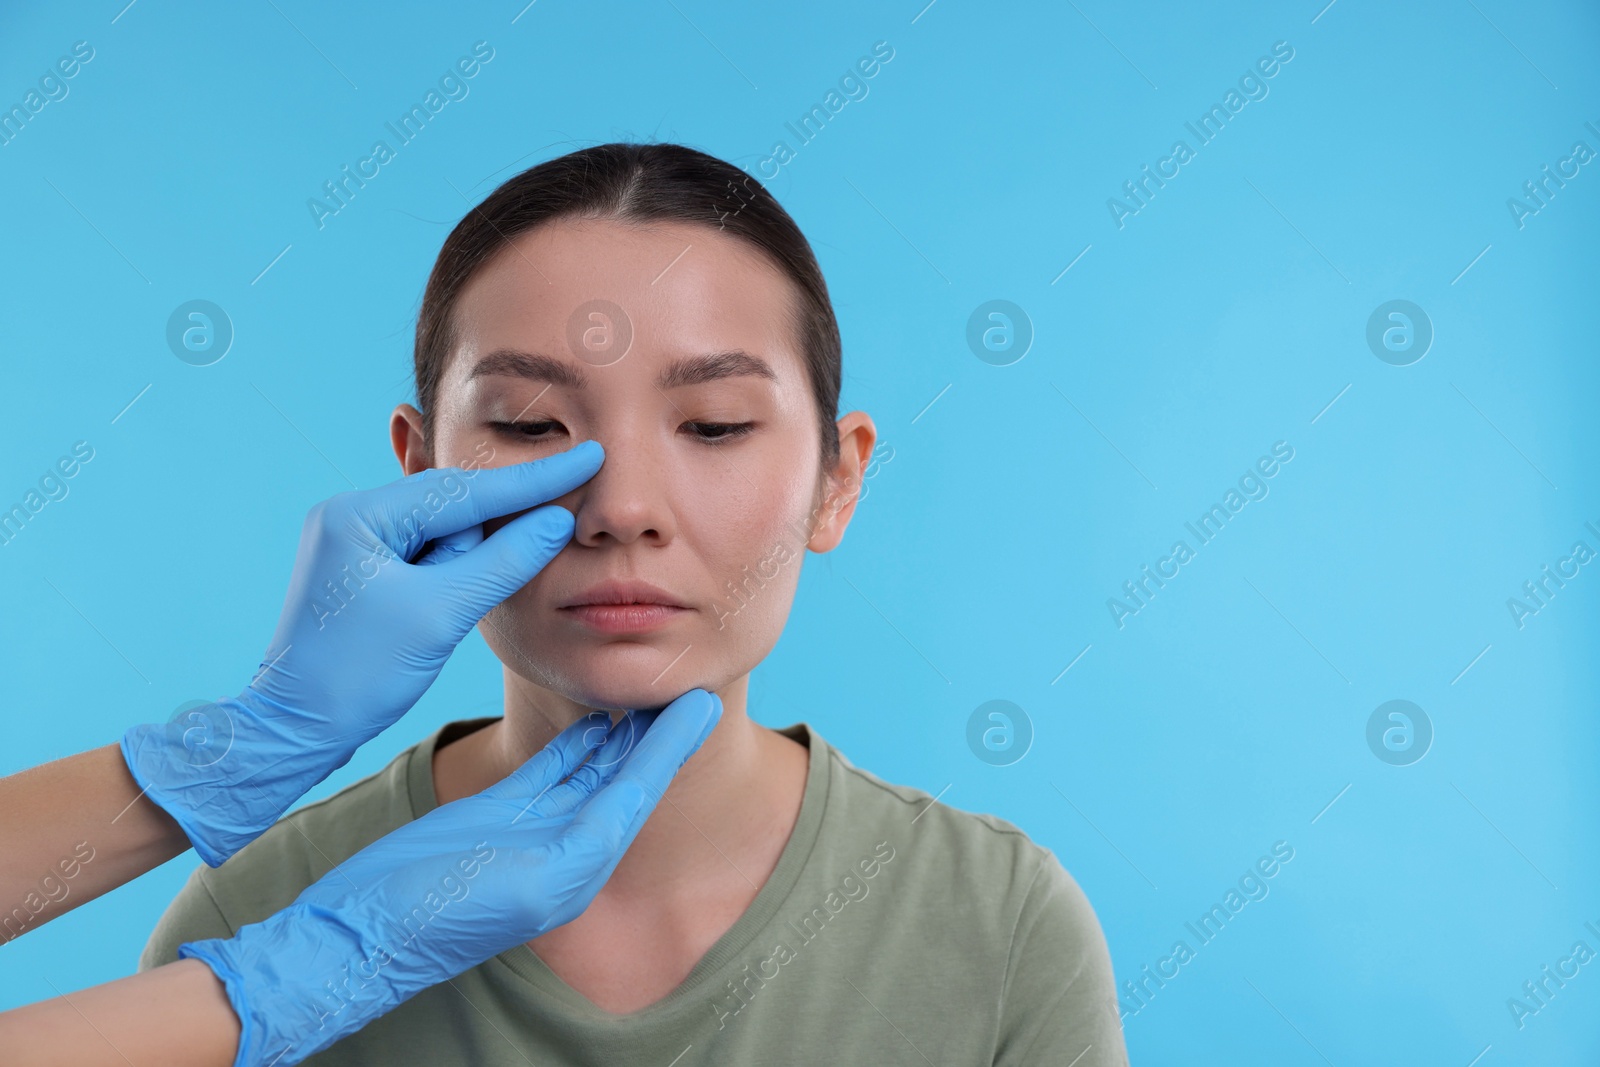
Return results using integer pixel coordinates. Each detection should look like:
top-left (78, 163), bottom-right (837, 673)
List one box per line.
top-left (562, 603), bottom-right (688, 634)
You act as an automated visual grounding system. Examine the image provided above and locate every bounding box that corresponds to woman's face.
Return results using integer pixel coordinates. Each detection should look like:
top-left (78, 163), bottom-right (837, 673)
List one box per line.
top-left (393, 216), bottom-right (873, 712)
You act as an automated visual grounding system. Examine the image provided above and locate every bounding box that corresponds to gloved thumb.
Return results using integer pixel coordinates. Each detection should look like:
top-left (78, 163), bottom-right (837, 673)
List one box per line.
top-left (434, 504), bottom-right (576, 619)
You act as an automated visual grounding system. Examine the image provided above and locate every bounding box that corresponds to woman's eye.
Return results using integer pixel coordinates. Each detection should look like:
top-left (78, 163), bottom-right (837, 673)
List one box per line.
top-left (490, 419), bottom-right (752, 445)
top-left (685, 421), bottom-right (755, 445)
top-left (490, 420), bottom-right (564, 440)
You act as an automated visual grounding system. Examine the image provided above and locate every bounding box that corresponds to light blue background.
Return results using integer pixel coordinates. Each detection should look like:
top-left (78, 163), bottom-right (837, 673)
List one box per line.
top-left (2, 1), bottom-right (1597, 1062)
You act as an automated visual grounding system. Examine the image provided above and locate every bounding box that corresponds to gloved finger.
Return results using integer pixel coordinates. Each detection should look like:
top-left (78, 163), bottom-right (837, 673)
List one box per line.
top-left (534, 708), bottom-right (663, 817)
top-left (432, 505), bottom-right (576, 613)
top-left (413, 522), bottom-right (484, 567)
top-left (560, 691), bottom-right (721, 853)
top-left (555, 724), bottom-right (715, 910)
top-left (367, 441), bottom-right (603, 551)
top-left (550, 777), bottom-right (656, 900)
top-left (582, 697), bottom-right (720, 870)
top-left (481, 710), bottom-right (611, 808)
top-left (552, 691), bottom-right (717, 894)
top-left (609, 690), bottom-right (721, 803)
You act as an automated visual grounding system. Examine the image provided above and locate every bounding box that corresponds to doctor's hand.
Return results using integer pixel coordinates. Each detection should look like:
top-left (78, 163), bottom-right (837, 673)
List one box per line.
top-left (121, 440), bottom-right (604, 866)
top-left (179, 688), bottom-right (722, 1067)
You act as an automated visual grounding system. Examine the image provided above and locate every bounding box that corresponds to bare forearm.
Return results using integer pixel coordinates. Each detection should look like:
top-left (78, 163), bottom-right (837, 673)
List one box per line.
top-left (0, 958), bottom-right (240, 1067)
top-left (0, 744), bottom-right (191, 940)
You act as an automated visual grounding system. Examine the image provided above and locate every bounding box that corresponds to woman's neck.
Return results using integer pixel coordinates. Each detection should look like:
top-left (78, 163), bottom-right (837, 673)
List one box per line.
top-left (431, 669), bottom-right (810, 902)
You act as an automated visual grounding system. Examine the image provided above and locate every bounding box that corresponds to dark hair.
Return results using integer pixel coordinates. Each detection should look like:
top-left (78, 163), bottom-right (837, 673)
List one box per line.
top-left (413, 142), bottom-right (842, 470)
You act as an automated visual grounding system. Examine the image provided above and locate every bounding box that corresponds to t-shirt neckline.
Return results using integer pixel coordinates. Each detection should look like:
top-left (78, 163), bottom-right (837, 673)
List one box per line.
top-left (404, 716), bottom-right (832, 1023)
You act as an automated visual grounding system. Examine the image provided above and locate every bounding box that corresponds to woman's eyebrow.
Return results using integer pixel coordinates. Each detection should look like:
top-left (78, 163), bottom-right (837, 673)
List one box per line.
top-left (469, 350), bottom-right (585, 388)
top-left (657, 350), bottom-right (778, 389)
top-left (467, 348), bottom-right (778, 389)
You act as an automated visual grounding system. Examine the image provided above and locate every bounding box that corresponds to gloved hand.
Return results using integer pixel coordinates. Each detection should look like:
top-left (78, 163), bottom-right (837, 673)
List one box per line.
top-left (179, 688), bottom-right (722, 1067)
top-left (121, 440), bottom-right (605, 866)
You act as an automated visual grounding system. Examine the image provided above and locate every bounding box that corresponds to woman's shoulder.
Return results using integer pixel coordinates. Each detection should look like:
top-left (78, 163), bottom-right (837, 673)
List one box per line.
top-left (818, 730), bottom-right (1045, 847)
top-left (808, 728), bottom-right (1099, 936)
top-left (797, 728), bottom-right (1122, 1055)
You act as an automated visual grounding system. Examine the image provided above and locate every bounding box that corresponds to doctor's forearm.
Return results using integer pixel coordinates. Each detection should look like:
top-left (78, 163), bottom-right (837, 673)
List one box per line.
top-left (0, 743), bottom-right (190, 939)
top-left (0, 958), bottom-right (240, 1067)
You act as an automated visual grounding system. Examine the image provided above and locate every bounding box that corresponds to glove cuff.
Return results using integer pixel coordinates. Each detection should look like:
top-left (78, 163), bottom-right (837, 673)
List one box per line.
top-left (120, 690), bottom-right (356, 866)
top-left (179, 903), bottom-right (410, 1067)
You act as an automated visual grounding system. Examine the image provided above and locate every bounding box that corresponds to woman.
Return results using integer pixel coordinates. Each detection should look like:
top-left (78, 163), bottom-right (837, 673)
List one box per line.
top-left (141, 142), bottom-right (1128, 1064)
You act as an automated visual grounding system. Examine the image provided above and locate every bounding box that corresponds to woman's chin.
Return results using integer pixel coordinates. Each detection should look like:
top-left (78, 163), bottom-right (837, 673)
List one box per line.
top-left (564, 680), bottom-right (713, 714)
top-left (504, 643), bottom-right (719, 712)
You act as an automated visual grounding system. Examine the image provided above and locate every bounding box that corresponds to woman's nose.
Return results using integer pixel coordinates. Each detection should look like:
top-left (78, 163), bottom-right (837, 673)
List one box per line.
top-left (560, 436), bottom-right (677, 548)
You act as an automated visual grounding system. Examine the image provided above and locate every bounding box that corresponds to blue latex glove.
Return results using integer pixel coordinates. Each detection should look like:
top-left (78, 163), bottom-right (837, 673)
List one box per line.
top-left (121, 440), bottom-right (605, 865)
top-left (179, 688), bottom-right (722, 1067)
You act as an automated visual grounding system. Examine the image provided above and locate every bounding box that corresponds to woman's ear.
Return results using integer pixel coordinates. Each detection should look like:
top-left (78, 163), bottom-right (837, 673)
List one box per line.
top-left (390, 404), bottom-right (432, 476)
top-left (807, 411), bottom-right (877, 553)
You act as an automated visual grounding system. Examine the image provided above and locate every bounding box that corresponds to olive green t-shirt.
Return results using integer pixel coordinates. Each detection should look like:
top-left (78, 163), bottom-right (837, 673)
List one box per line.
top-left (140, 720), bottom-right (1129, 1065)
